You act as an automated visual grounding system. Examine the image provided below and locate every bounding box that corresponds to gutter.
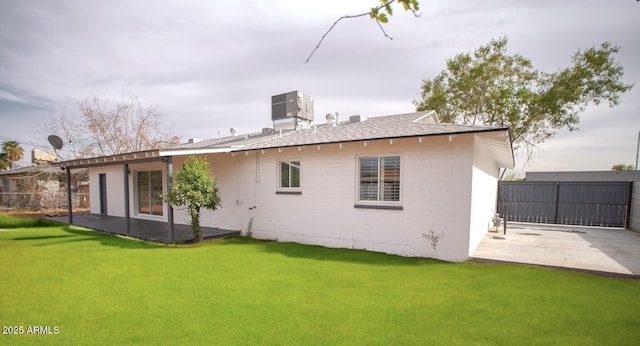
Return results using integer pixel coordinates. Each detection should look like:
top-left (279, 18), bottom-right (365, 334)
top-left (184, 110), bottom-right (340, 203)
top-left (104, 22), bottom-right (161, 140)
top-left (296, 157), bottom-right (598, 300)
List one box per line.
top-left (238, 127), bottom-right (511, 152)
top-left (158, 146), bottom-right (236, 157)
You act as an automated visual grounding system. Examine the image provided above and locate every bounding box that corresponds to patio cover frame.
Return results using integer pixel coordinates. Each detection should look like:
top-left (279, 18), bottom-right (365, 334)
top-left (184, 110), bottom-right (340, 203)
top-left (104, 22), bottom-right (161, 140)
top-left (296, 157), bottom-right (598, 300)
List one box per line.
top-left (53, 150), bottom-right (176, 242)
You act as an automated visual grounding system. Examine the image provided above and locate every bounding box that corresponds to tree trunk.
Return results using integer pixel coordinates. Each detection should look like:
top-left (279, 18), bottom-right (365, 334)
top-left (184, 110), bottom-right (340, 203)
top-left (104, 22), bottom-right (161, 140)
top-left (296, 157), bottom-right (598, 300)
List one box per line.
top-left (190, 207), bottom-right (201, 243)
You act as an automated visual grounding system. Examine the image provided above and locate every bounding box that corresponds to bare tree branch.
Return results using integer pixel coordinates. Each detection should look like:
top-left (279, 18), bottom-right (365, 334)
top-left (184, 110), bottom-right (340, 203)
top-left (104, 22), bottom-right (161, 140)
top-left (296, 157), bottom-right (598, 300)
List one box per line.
top-left (375, 19), bottom-right (393, 41)
top-left (304, 0), bottom-right (420, 63)
top-left (304, 9), bottom-right (380, 64)
top-left (41, 92), bottom-right (181, 159)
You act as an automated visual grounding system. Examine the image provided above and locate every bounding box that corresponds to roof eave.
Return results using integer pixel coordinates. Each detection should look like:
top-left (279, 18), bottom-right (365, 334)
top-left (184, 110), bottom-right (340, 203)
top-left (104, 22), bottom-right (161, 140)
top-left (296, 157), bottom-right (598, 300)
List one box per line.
top-left (475, 129), bottom-right (515, 169)
top-left (159, 147), bottom-right (236, 157)
top-left (52, 149), bottom-right (163, 169)
top-left (237, 127), bottom-right (510, 152)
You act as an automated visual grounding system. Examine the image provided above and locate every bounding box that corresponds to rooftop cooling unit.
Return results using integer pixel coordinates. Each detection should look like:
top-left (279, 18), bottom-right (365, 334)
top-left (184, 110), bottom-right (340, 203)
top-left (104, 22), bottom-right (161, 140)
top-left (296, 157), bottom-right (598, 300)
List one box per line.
top-left (271, 91), bottom-right (314, 130)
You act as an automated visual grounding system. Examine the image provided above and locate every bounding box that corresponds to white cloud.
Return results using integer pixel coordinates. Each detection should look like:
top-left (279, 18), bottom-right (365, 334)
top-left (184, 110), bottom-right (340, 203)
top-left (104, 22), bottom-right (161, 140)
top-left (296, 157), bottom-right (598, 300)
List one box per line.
top-left (0, 0), bottom-right (638, 171)
top-left (0, 90), bottom-right (28, 104)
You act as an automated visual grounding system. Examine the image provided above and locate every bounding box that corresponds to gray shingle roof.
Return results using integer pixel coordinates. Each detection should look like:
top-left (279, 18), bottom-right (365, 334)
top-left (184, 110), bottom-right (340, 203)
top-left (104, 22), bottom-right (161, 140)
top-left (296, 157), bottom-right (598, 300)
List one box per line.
top-left (53, 111), bottom-right (514, 169)
top-left (162, 111), bottom-right (509, 153)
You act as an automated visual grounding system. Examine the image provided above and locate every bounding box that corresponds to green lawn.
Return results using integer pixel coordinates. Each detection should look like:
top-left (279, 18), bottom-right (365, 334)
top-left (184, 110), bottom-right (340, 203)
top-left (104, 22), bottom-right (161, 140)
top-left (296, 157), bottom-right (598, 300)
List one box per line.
top-left (1, 214), bottom-right (639, 345)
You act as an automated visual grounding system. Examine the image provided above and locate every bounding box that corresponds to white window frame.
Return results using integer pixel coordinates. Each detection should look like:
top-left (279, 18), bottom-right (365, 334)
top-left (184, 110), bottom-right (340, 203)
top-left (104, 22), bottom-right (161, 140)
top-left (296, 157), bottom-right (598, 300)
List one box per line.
top-left (277, 159), bottom-right (302, 193)
top-left (355, 154), bottom-right (402, 208)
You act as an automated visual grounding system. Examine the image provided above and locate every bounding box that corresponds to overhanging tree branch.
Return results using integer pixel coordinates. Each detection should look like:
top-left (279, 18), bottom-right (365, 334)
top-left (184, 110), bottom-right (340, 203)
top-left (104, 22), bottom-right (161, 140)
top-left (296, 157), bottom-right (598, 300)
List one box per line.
top-left (415, 37), bottom-right (633, 167)
top-left (304, 0), bottom-right (420, 63)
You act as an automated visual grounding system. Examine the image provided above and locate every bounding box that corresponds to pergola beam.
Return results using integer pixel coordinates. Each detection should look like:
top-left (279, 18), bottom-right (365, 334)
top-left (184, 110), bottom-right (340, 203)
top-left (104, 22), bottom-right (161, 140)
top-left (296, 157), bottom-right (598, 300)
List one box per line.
top-left (66, 167), bottom-right (73, 224)
top-left (124, 163), bottom-right (130, 234)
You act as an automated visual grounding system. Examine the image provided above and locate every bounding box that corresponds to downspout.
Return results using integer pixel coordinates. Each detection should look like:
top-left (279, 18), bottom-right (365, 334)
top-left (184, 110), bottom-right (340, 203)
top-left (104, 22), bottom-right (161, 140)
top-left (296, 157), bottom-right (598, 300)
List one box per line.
top-left (66, 167), bottom-right (73, 224)
top-left (124, 163), bottom-right (130, 234)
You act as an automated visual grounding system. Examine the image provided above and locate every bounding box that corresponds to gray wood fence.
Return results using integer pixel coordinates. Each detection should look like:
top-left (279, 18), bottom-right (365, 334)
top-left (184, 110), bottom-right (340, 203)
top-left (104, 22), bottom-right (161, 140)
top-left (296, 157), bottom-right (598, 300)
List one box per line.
top-left (498, 181), bottom-right (633, 228)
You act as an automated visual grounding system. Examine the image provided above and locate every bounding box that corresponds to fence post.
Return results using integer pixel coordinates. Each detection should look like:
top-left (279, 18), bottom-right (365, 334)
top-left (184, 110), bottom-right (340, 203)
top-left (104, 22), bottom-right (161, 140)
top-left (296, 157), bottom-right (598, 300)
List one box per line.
top-left (503, 202), bottom-right (508, 235)
top-left (553, 182), bottom-right (560, 224)
top-left (624, 181), bottom-right (633, 230)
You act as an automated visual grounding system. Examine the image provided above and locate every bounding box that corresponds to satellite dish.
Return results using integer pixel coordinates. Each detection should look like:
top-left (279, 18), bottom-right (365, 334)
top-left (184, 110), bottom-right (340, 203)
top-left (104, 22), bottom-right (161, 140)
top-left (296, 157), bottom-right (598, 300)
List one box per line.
top-left (48, 135), bottom-right (64, 150)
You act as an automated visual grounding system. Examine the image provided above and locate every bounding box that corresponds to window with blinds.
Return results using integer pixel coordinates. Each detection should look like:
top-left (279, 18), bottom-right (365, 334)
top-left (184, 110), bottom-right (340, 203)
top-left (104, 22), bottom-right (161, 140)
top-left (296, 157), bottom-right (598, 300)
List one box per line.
top-left (358, 155), bottom-right (401, 203)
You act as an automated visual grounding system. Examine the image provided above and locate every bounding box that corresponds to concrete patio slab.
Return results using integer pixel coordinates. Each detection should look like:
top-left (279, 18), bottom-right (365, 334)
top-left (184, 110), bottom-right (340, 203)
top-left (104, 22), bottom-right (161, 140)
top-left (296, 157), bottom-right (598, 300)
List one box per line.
top-left (50, 214), bottom-right (240, 244)
top-left (471, 222), bottom-right (640, 277)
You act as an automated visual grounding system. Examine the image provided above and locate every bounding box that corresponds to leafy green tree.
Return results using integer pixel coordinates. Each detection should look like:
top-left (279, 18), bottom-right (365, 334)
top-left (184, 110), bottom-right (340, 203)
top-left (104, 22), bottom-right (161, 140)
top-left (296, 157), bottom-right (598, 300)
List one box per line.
top-left (415, 37), bottom-right (633, 159)
top-left (368, 0), bottom-right (420, 24)
top-left (502, 173), bottom-right (524, 181)
top-left (0, 153), bottom-right (9, 170)
top-left (611, 163), bottom-right (635, 171)
top-left (163, 156), bottom-right (222, 243)
top-left (1, 141), bottom-right (24, 169)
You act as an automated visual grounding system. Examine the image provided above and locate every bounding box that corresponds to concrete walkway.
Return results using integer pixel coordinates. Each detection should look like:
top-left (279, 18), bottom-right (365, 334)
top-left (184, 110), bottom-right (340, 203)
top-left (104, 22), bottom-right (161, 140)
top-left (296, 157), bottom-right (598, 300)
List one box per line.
top-left (471, 222), bottom-right (640, 277)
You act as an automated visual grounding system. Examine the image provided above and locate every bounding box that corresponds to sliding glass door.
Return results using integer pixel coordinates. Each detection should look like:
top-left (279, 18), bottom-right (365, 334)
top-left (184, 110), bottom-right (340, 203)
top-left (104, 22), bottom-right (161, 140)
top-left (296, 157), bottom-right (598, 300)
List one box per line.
top-left (137, 170), bottom-right (163, 216)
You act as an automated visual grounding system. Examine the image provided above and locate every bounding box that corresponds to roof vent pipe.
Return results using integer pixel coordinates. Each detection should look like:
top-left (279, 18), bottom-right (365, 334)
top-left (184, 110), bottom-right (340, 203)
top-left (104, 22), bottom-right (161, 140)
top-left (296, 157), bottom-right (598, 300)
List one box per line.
top-left (326, 112), bottom-right (337, 126)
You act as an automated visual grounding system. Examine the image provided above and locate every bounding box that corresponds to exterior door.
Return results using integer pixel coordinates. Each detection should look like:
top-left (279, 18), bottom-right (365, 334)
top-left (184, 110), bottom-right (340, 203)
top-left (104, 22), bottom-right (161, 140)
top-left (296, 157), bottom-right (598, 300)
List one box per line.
top-left (99, 173), bottom-right (108, 215)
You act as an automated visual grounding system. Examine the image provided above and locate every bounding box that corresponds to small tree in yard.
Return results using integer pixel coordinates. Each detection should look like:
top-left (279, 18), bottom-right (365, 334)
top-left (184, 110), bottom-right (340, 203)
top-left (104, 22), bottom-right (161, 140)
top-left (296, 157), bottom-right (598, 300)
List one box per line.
top-left (164, 156), bottom-right (222, 243)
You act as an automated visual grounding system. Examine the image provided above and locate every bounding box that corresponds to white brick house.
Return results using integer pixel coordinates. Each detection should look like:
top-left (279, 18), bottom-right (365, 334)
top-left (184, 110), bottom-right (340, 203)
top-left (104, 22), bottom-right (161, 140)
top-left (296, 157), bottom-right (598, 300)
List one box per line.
top-left (56, 109), bottom-right (514, 262)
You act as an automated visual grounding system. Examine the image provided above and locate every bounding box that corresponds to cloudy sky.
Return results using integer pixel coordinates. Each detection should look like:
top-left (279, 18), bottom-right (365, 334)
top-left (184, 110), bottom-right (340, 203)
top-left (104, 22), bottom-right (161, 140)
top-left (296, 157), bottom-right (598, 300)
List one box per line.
top-left (1, 0), bottom-right (638, 174)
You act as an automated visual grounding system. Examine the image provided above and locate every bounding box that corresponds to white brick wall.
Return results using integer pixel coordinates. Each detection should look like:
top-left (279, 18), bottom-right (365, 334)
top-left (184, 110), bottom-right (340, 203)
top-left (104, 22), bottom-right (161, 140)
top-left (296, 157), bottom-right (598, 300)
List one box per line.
top-left (177, 134), bottom-right (485, 262)
top-left (89, 161), bottom-right (167, 221)
top-left (88, 165), bottom-right (125, 216)
top-left (89, 132), bottom-right (505, 262)
top-left (468, 135), bottom-right (500, 253)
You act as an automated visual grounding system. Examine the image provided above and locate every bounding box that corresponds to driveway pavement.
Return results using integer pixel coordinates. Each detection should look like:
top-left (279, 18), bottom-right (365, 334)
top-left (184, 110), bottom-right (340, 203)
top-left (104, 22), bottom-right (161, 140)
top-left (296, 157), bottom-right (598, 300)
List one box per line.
top-left (470, 222), bottom-right (640, 277)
